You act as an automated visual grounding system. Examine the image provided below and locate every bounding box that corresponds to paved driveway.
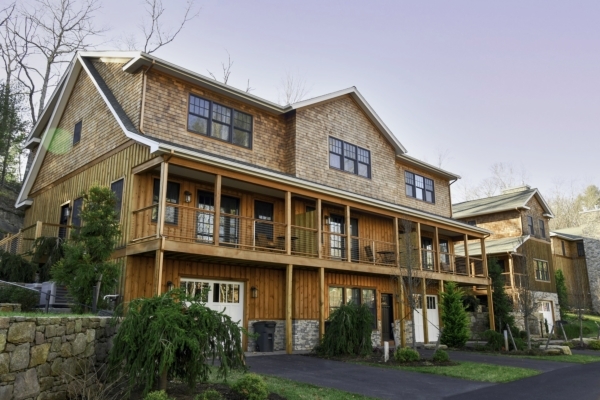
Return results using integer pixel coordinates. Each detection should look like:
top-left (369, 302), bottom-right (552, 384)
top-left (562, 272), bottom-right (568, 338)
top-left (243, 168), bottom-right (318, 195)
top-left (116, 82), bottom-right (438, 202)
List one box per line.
top-left (247, 354), bottom-right (492, 400)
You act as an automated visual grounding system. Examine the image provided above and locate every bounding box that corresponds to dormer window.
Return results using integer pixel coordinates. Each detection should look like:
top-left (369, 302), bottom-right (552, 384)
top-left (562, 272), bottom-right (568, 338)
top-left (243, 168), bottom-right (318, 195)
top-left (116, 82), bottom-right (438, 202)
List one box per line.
top-left (187, 94), bottom-right (252, 149)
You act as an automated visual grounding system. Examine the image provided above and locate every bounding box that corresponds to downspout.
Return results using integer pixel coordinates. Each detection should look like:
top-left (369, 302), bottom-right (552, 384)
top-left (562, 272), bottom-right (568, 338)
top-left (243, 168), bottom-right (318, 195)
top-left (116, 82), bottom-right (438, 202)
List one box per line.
top-left (139, 60), bottom-right (156, 134)
top-left (449, 178), bottom-right (458, 217)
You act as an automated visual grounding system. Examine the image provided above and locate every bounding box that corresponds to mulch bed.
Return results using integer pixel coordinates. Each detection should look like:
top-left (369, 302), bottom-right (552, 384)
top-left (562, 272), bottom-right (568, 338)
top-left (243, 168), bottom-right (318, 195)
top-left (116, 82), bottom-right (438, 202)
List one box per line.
top-left (128, 383), bottom-right (286, 400)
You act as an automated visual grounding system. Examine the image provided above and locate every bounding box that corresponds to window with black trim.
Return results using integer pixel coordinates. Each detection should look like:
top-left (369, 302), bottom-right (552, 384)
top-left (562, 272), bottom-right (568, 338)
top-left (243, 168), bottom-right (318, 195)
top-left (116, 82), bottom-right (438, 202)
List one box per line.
top-left (111, 179), bottom-right (124, 220)
top-left (539, 220), bottom-right (546, 238)
top-left (71, 197), bottom-right (83, 227)
top-left (152, 179), bottom-right (180, 224)
top-left (527, 216), bottom-right (534, 235)
top-left (328, 286), bottom-right (376, 329)
top-left (561, 240), bottom-right (566, 256)
top-left (73, 121), bottom-right (82, 145)
top-left (534, 259), bottom-right (550, 282)
top-left (329, 137), bottom-right (371, 178)
top-left (187, 94), bottom-right (252, 148)
top-left (405, 171), bottom-right (435, 203)
top-left (577, 242), bottom-right (585, 257)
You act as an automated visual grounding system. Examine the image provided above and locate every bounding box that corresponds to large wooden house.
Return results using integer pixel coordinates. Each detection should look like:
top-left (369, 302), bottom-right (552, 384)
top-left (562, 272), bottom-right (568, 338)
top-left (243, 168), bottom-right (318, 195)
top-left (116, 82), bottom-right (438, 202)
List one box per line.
top-left (453, 186), bottom-right (559, 333)
top-left (8, 51), bottom-right (492, 352)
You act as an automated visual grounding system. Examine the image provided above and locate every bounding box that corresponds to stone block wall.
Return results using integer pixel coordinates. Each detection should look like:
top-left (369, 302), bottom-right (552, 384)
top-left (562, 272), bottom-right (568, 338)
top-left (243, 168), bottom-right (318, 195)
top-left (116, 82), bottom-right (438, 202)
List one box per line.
top-left (247, 320), bottom-right (285, 352)
top-left (392, 320), bottom-right (414, 346)
top-left (0, 316), bottom-right (116, 400)
top-left (583, 236), bottom-right (600, 312)
top-left (292, 320), bottom-right (319, 351)
top-left (467, 312), bottom-right (490, 339)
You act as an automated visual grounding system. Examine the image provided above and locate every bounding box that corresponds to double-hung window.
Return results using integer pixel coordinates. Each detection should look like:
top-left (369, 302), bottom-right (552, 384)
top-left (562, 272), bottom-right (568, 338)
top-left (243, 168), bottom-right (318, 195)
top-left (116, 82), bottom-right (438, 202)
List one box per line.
top-left (188, 94), bottom-right (252, 148)
top-left (527, 216), bottom-right (535, 235)
top-left (405, 171), bottom-right (435, 203)
top-left (328, 286), bottom-right (376, 329)
top-left (111, 179), bottom-right (124, 220)
top-left (577, 242), bottom-right (585, 257)
top-left (152, 179), bottom-right (180, 224)
top-left (329, 137), bottom-right (371, 178)
top-left (534, 260), bottom-right (550, 282)
top-left (539, 220), bottom-right (546, 238)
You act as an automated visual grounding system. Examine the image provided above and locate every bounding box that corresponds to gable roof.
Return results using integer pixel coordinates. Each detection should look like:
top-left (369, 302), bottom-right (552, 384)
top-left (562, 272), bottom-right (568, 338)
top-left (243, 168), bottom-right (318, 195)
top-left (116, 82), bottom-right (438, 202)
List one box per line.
top-left (455, 235), bottom-right (530, 257)
top-left (551, 227), bottom-right (585, 241)
top-left (452, 188), bottom-right (554, 220)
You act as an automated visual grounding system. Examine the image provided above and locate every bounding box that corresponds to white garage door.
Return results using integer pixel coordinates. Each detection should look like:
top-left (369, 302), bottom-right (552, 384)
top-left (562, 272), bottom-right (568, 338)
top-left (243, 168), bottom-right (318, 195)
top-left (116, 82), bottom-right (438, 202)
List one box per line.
top-left (413, 295), bottom-right (440, 343)
top-left (180, 278), bottom-right (245, 325)
top-left (539, 301), bottom-right (554, 335)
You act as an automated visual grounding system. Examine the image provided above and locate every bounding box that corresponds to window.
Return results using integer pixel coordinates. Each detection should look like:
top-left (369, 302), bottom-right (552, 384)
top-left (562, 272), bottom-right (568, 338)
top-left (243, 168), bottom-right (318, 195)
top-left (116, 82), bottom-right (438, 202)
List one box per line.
top-left (71, 197), bottom-right (83, 227)
top-left (405, 171), bottom-right (435, 203)
top-left (196, 191), bottom-right (215, 242)
top-left (577, 242), bottom-right (585, 257)
top-left (534, 260), bottom-right (550, 282)
top-left (328, 286), bottom-right (376, 329)
top-left (255, 201), bottom-right (274, 240)
top-left (539, 220), bottom-right (546, 238)
top-left (111, 179), bottom-right (124, 220)
top-left (329, 137), bottom-right (371, 178)
top-left (561, 240), bottom-right (566, 256)
top-left (187, 94), bottom-right (252, 148)
top-left (466, 220), bottom-right (477, 226)
top-left (152, 179), bottom-right (180, 224)
top-left (73, 121), bottom-right (82, 145)
top-left (527, 216), bottom-right (534, 235)
top-left (58, 204), bottom-right (70, 239)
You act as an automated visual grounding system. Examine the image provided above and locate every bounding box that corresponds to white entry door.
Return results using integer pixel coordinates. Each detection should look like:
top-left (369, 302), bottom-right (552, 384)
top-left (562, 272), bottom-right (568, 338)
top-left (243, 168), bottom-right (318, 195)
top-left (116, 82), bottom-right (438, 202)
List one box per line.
top-left (413, 295), bottom-right (440, 343)
top-left (180, 278), bottom-right (245, 325)
top-left (539, 301), bottom-right (554, 334)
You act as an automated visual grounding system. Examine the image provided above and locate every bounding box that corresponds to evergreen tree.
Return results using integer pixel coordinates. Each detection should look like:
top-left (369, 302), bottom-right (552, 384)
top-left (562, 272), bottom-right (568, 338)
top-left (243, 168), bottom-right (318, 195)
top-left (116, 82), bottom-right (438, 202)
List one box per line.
top-left (488, 258), bottom-right (516, 332)
top-left (440, 281), bottom-right (469, 348)
top-left (51, 186), bottom-right (121, 312)
top-left (555, 269), bottom-right (568, 319)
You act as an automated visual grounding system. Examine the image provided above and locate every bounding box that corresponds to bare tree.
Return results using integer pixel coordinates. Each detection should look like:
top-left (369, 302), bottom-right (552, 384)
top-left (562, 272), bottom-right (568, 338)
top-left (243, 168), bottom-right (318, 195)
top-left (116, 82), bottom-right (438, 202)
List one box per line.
top-left (277, 71), bottom-right (309, 105)
top-left (397, 218), bottom-right (418, 349)
top-left (570, 258), bottom-right (591, 346)
top-left (513, 240), bottom-right (538, 350)
top-left (456, 162), bottom-right (529, 202)
top-left (207, 51), bottom-right (233, 85)
top-left (139, 0), bottom-right (198, 54)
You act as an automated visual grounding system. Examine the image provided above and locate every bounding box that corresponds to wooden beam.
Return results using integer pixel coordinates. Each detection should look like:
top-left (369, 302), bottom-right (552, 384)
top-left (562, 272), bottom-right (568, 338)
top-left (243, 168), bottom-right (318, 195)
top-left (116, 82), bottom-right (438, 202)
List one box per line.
top-left (285, 192), bottom-right (292, 255)
top-left (214, 175), bottom-right (222, 246)
top-left (421, 278), bottom-right (428, 344)
top-left (416, 222), bottom-right (422, 270)
top-left (345, 205), bottom-right (351, 262)
top-left (131, 156), bottom-right (163, 175)
top-left (157, 161), bottom-right (169, 238)
top-left (487, 284), bottom-right (495, 330)
top-left (399, 276), bottom-right (406, 348)
top-left (153, 240), bottom-right (165, 295)
top-left (394, 218), bottom-right (400, 268)
top-left (34, 221), bottom-right (43, 239)
top-left (286, 264), bottom-right (293, 354)
top-left (433, 227), bottom-right (440, 273)
top-left (481, 238), bottom-right (488, 277)
top-left (317, 198), bottom-right (322, 259)
top-left (463, 234), bottom-right (470, 276)
top-left (319, 267), bottom-right (325, 339)
top-left (508, 255), bottom-right (515, 290)
top-left (438, 279), bottom-right (445, 330)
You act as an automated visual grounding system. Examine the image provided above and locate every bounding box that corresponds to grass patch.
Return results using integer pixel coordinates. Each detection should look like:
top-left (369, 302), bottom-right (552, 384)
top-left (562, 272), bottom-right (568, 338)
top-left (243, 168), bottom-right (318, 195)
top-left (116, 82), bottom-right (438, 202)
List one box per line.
top-left (0, 311), bottom-right (95, 318)
top-left (358, 361), bottom-right (539, 383)
top-left (564, 313), bottom-right (600, 339)
top-left (209, 367), bottom-right (376, 400)
top-left (514, 354), bottom-right (600, 364)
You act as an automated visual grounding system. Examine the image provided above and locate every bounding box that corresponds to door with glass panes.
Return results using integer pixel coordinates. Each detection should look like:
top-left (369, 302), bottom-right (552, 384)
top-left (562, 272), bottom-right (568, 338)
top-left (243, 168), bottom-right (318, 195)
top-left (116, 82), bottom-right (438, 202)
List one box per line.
top-left (180, 278), bottom-right (244, 325)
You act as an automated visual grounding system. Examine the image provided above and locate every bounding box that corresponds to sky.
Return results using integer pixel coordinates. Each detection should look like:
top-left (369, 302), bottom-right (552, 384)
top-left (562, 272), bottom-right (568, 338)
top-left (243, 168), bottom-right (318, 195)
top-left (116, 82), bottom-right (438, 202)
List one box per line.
top-left (35, 0), bottom-right (600, 201)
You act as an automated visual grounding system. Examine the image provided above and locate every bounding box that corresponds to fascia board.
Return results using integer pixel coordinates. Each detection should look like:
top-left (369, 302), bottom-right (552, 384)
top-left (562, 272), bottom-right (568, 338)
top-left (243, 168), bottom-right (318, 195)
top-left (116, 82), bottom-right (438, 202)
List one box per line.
top-left (154, 142), bottom-right (490, 236)
top-left (534, 190), bottom-right (555, 218)
top-left (16, 60), bottom-right (82, 208)
top-left (396, 153), bottom-right (460, 180)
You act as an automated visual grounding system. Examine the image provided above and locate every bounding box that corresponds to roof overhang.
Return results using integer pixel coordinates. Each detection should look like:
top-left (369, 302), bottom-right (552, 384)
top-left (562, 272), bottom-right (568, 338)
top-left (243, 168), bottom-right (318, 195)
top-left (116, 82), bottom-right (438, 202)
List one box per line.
top-left (396, 153), bottom-right (460, 180)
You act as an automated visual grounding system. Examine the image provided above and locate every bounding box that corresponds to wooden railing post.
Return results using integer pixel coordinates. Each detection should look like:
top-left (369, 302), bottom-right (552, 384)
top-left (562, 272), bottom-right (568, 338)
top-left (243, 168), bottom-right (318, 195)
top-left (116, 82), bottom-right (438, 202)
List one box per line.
top-left (214, 175), bottom-right (222, 246)
top-left (433, 227), bottom-right (440, 272)
top-left (156, 160), bottom-right (169, 238)
top-left (316, 199), bottom-right (322, 259)
top-left (463, 234), bottom-right (470, 276)
top-left (481, 238), bottom-right (488, 277)
top-left (286, 264), bottom-right (293, 354)
top-left (416, 222), bottom-right (422, 270)
top-left (345, 205), bottom-right (351, 262)
top-left (285, 192), bottom-right (292, 255)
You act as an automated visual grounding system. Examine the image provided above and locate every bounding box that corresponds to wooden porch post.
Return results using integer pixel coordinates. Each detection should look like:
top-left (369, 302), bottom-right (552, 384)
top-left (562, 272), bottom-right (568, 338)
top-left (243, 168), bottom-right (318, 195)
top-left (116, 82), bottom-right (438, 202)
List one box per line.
top-left (153, 237), bottom-right (165, 295)
top-left (285, 192), bottom-right (292, 255)
top-left (421, 277), bottom-right (428, 344)
top-left (438, 279), bottom-right (445, 330)
top-left (416, 222), bottom-right (422, 270)
top-left (316, 199), bottom-right (322, 259)
top-left (345, 205), bottom-right (351, 262)
top-left (481, 238), bottom-right (488, 277)
top-left (319, 267), bottom-right (325, 339)
top-left (214, 175), bottom-right (222, 246)
top-left (463, 234), bottom-right (470, 276)
top-left (157, 161), bottom-right (169, 238)
top-left (508, 255), bottom-right (515, 291)
top-left (487, 284), bottom-right (495, 330)
top-left (433, 227), bottom-right (440, 272)
top-left (399, 277), bottom-right (406, 348)
top-left (394, 217), bottom-right (404, 347)
top-left (286, 264), bottom-right (293, 354)
top-left (34, 221), bottom-right (43, 239)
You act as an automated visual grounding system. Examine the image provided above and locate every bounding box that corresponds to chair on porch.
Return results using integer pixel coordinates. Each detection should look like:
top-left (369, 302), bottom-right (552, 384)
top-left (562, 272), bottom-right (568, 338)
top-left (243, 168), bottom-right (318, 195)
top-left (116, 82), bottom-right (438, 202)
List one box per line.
top-left (364, 245), bottom-right (375, 263)
top-left (255, 234), bottom-right (277, 250)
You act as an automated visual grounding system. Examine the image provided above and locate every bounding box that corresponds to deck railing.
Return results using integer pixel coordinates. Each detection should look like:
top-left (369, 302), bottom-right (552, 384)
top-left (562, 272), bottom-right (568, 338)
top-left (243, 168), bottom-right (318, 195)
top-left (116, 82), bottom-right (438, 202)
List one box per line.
top-left (0, 222), bottom-right (72, 256)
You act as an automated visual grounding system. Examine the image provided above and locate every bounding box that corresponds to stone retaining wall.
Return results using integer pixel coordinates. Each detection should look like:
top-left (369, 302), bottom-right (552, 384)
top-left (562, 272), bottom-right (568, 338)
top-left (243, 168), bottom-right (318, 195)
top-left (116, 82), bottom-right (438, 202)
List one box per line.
top-left (467, 312), bottom-right (490, 339)
top-left (0, 316), bottom-right (116, 400)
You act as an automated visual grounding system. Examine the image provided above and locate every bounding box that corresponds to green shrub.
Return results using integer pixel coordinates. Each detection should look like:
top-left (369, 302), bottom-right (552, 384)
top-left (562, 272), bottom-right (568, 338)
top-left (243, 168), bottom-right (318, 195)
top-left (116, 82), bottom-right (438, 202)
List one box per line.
top-left (440, 282), bottom-right (469, 348)
top-left (394, 347), bottom-right (420, 362)
top-left (564, 324), bottom-right (592, 339)
top-left (0, 286), bottom-right (39, 311)
top-left (195, 389), bottom-right (222, 400)
top-left (588, 340), bottom-right (600, 350)
top-left (232, 373), bottom-right (268, 400)
top-left (0, 251), bottom-right (36, 283)
top-left (483, 330), bottom-right (503, 351)
top-left (511, 337), bottom-right (526, 351)
top-left (562, 341), bottom-right (574, 348)
top-left (519, 330), bottom-right (528, 340)
top-left (109, 290), bottom-right (246, 397)
top-left (432, 349), bottom-right (449, 362)
top-left (316, 302), bottom-right (373, 357)
top-left (144, 391), bottom-right (173, 400)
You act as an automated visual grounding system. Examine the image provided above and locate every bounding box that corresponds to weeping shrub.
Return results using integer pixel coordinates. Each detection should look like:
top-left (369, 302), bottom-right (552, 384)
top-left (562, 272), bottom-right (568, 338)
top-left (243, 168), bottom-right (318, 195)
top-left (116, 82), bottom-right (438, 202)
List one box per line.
top-left (0, 285), bottom-right (39, 311)
top-left (316, 302), bottom-right (373, 357)
top-left (30, 236), bottom-right (65, 282)
top-left (0, 250), bottom-right (36, 283)
top-left (109, 290), bottom-right (246, 397)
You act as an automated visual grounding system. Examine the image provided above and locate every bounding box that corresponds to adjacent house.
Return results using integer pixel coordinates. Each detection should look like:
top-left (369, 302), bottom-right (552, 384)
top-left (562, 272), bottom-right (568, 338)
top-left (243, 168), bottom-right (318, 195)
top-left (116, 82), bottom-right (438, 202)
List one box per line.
top-left (3, 51), bottom-right (492, 352)
top-left (453, 186), bottom-right (559, 334)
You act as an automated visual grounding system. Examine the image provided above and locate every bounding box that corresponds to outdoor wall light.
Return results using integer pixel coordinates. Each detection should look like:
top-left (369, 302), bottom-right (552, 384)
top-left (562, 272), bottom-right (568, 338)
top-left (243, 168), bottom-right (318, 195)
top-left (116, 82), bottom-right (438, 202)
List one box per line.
top-left (324, 216), bottom-right (330, 225)
top-left (64, 207), bottom-right (71, 217)
top-left (166, 281), bottom-right (174, 291)
top-left (184, 191), bottom-right (192, 203)
top-left (251, 286), bottom-right (258, 298)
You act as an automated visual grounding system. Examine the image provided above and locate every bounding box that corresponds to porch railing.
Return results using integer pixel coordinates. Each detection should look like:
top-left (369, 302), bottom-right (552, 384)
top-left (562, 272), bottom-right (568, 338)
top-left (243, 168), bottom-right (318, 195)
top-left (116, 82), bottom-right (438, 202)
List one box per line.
top-left (0, 222), bottom-right (72, 256)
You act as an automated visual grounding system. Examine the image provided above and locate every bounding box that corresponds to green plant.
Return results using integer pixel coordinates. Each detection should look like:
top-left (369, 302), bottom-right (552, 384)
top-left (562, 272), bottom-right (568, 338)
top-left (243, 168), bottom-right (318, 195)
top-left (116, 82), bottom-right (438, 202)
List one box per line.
top-left (461, 293), bottom-right (480, 312)
top-left (316, 302), bottom-right (373, 357)
top-left (483, 329), bottom-right (504, 351)
top-left (588, 340), bottom-right (600, 350)
top-left (51, 186), bottom-right (121, 312)
top-left (519, 330), bottom-right (528, 340)
top-left (0, 250), bottom-right (36, 283)
top-left (488, 258), bottom-right (517, 332)
top-left (30, 236), bottom-right (65, 282)
top-left (108, 290), bottom-right (246, 397)
top-left (440, 282), bottom-right (469, 348)
top-left (144, 391), bottom-right (174, 400)
top-left (432, 349), bottom-right (449, 362)
top-left (0, 285), bottom-right (38, 311)
top-left (511, 337), bottom-right (526, 351)
top-left (394, 347), bottom-right (420, 362)
top-left (555, 270), bottom-right (568, 319)
top-left (195, 389), bottom-right (223, 400)
top-left (232, 373), bottom-right (268, 400)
